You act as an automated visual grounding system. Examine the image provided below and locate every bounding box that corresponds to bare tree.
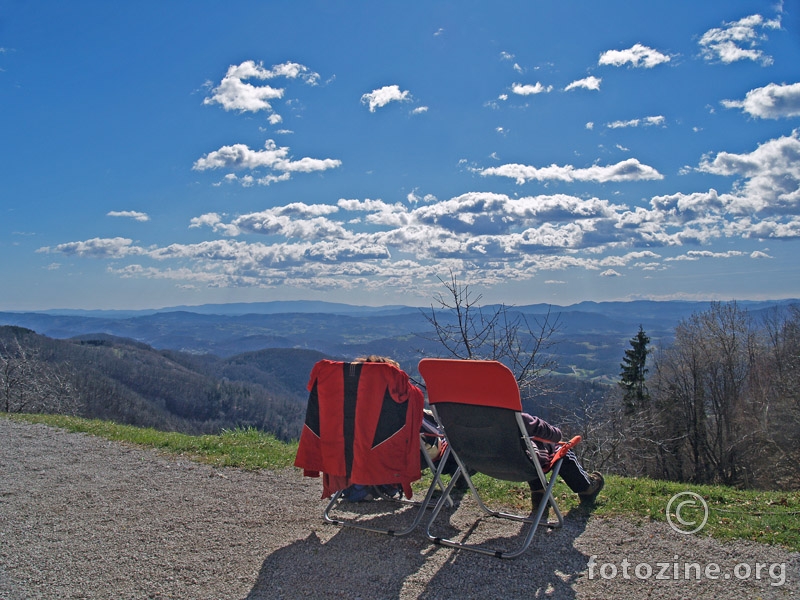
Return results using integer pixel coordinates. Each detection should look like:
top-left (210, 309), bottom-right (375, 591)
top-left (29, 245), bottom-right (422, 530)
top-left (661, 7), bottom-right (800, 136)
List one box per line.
top-left (0, 331), bottom-right (79, 415)
top-left (642, 301), bottom-right (799, 488)
top-left (420, 271), bottom-right (561, 397)
top-left (1, 336), bottom-right (36, 413)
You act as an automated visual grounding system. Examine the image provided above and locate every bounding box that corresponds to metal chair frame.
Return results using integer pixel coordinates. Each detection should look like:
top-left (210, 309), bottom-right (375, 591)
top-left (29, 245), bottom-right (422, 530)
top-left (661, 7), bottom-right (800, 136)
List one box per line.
top-left (419, 358), bottom-right (579, 559)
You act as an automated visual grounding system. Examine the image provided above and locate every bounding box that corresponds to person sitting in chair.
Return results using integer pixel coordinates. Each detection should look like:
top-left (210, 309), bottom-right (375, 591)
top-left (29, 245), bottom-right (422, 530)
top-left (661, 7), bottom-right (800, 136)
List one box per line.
top-left (522, 412), bottom-right (604, 511)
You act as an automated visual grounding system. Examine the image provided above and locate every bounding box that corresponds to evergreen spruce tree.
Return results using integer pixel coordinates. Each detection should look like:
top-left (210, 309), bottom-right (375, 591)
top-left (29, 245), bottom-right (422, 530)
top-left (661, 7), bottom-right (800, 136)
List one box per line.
top-left (619, 325), bottom-right (650, 413)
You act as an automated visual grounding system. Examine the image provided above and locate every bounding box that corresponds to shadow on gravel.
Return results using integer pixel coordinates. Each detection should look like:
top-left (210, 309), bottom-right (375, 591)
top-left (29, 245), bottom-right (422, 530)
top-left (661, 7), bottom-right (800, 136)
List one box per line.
top-left (245, 508), bottom-right (591, 600)
top-left (245, 527), bottom-right (428, 599)
top-left (418, 510), bottom-right (591, 599)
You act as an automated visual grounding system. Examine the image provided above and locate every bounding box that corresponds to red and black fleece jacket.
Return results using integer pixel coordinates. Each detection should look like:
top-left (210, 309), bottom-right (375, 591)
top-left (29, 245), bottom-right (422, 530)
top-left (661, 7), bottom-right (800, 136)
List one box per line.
top-left (294, 360), bottom-right (425, 499)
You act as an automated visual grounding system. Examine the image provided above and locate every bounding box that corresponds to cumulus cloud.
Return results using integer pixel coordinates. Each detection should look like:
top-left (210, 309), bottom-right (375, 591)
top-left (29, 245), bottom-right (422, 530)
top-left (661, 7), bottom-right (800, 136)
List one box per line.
top-left (203, 60), bottom-right (319, 118)
top-left (696, 129), bottom-right (800, 215)
top-left (722, 82), bottom-right (800, 119)
top-left (665, 250), bottom-right (746, 261)
top-left (46, 131), bottom-right (800, 294)
top-left (598, 43), bottom-right (671, 68)
top-left (193, 139), bottom-right (341, 185)
top-left (37, 237), bottom-right (142, 258)
top-left (565, 76), bottom-right (601, 91)
top-left (698, 13), bottom-right (780, 65)
top-left (107, 211), bottom-right (150, 222)
top-left (479, 158), bottom-right (663, 184)
top-left (607, 116), bottom-right (665, 129)
top-left (511, 82), bottom-right (553, 95)
top-left (189, 213), bottom-right (241, 236)
top-left (361, 85), bottom-right (411, 112)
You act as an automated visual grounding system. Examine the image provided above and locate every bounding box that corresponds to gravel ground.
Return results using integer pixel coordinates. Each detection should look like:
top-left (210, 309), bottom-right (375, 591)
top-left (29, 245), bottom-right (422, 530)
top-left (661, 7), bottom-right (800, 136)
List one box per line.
top-left (1, 417), bottom-right (798, 599)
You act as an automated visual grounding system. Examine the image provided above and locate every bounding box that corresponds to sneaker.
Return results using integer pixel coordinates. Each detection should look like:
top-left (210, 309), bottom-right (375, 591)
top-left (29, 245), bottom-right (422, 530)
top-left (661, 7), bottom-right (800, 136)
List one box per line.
top-left (578, 472), bottom-right (605, 505)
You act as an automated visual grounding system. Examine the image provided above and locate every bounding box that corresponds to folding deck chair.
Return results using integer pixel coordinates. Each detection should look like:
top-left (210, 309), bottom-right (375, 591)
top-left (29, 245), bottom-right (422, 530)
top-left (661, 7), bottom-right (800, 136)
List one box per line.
top-left (294, 359), bottom-right (448, 536)
top-left (418, 358), bottom-right (581, 559)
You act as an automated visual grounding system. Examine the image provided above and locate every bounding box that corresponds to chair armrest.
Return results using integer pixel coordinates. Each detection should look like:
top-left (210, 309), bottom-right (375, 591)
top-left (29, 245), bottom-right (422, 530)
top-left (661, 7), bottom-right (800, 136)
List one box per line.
top-left (548, 435), bottom-right (581, 471)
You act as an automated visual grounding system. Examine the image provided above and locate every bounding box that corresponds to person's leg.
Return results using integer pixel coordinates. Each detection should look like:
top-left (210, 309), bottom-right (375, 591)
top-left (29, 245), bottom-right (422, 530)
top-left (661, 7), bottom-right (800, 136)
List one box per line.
top-left (557, 450), bottom-right (593, 493)
top-left (529, 450), bottom-right (604, 506)
top-left (528, 449), bottom-right (590, 492)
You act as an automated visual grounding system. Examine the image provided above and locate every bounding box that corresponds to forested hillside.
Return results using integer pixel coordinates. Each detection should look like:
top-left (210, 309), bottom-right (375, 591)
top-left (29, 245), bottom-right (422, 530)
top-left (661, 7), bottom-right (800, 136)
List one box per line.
top-left (0, 327), bottom-right (324, 440)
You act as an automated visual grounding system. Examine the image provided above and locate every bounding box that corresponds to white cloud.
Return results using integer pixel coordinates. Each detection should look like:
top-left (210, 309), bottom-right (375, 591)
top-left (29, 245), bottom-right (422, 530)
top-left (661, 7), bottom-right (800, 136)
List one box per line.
top-left (511, 82), bottom-right (553, 95)
top-left (47, 130), bottom-right (800, 294)
top-left (189, 213), bottom-right (241, 236)
top-left (598, 43), bottom-right (671, 68)
top-left (698, 13), bottom-right (780, 65)
top-left (722, 82), bottom-right (800, 119)
top-left (107, 210), bottom-right (150, 222)
top-left (193, 139), bottom-right (341, 185)
top-left (480, 158), bottom-right (664, 184)
top-left (412, 106), bottom-right (429, 114)
top-left (361, 85), bottom-right (411, 112)
top-left (607, 116), bottom-right (665, 129)
top-left (665, 250), bottom-right (746, 261)
top-left (203, 60), bottom-right (319, 117)
top-left (407, 190), bottom-right (437, 204)
top-left (697, 130), bottom-right (800, 215)
top-left (565, 76), bottom-right (601, 91)
top-left (38, 237), bottom-right (142, 258)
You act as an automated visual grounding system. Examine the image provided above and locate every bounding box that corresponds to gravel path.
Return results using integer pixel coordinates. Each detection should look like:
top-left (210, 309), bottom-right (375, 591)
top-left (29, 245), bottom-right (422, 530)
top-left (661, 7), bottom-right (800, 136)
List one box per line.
top-left (1, 418), bottom-right (797, 599)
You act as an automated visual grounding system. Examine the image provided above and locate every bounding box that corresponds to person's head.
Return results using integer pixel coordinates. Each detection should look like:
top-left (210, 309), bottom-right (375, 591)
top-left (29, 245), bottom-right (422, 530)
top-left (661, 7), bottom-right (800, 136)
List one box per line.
top-left (354, 355), bottom-right (400, 368)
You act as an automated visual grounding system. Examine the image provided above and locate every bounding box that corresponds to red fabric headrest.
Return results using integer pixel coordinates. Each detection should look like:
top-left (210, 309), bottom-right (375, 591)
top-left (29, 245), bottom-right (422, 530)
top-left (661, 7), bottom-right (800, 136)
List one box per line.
top-left (418, 358), bottom-right (522, 411)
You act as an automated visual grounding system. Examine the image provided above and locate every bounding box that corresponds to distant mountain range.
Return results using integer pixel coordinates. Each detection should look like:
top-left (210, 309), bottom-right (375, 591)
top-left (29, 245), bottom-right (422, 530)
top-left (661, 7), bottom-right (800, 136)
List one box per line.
top-left (2, 299), bottom-right (798, 382)
top-left (4, 298), bottom-right (798, 439)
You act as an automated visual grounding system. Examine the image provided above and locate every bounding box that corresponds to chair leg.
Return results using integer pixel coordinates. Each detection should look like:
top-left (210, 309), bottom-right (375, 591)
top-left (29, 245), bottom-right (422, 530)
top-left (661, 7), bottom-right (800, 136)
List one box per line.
top-left (323, 486), bottom-right (434, 537)
top-left (424, 459), bottom-right (566, 559)
top-left (322, 448), bottom-right (451, 537)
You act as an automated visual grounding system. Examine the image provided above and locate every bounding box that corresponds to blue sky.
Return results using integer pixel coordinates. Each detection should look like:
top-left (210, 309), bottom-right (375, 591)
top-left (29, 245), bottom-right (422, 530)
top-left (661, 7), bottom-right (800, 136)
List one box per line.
top-left (2, 1), bottom-right (800, 310)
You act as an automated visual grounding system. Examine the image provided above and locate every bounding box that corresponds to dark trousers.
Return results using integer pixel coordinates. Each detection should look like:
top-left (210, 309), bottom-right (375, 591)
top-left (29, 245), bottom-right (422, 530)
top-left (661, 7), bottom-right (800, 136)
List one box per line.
top-left (528, 446), bottom-right (592, 494)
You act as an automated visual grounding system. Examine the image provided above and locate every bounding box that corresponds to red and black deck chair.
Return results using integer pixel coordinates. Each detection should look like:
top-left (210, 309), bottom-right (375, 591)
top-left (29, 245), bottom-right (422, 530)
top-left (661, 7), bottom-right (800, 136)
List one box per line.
top-left (418, 358), bottom-right (581, 558)
top-left (294, 359), bottom-right (447, 536)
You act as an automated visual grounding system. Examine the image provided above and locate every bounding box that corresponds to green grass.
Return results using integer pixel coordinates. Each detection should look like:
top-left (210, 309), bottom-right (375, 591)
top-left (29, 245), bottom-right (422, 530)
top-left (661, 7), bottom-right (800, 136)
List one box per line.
top-left (7, 413), bottom-right (800, 551)
top-left (417, 473), bottom-right (800, 551)
top-left (7, 413), bottom-right (298, 470)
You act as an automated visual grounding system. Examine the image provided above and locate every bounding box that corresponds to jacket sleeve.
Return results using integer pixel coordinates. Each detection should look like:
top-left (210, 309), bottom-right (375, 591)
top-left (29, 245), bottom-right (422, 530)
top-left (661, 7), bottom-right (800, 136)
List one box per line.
top-left (521, 413), bottom-right (562, 443)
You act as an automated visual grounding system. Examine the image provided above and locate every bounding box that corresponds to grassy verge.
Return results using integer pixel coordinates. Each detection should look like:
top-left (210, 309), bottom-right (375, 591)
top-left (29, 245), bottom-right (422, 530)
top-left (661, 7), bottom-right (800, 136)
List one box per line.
top-left (7, 413), bottom-right (800, 551)
top-left (415, 472), bottom-right (800, 551)
top-left (6, 413), bottom-right (298, 470)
